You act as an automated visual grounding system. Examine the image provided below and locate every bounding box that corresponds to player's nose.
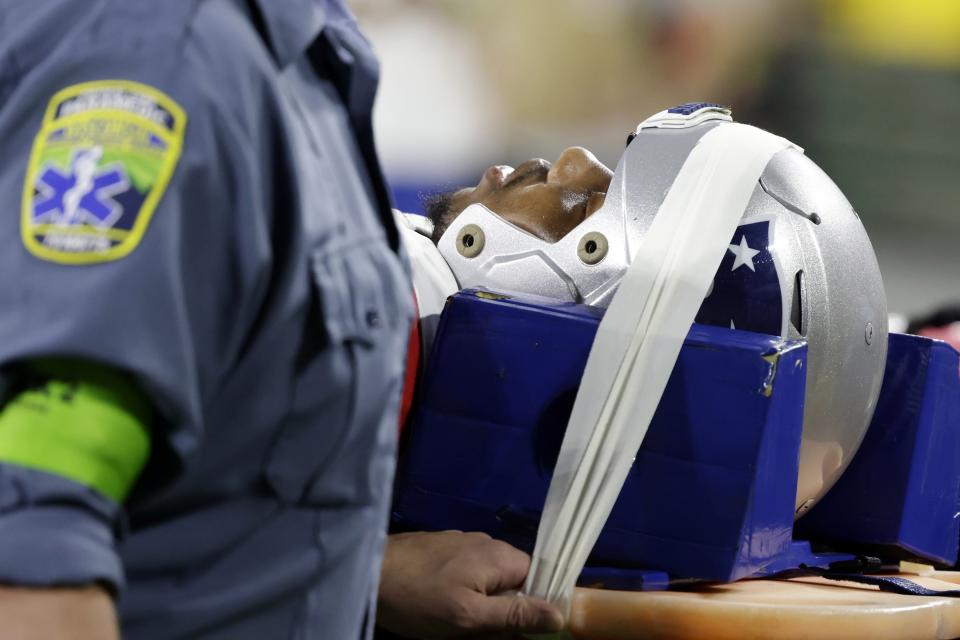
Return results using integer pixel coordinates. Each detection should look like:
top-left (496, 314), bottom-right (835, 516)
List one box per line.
top-left (547, 147), bottom-right (612, 191)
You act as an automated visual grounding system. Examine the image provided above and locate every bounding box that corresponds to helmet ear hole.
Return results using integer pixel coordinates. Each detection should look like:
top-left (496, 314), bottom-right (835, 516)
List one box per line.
top-left (790, 270), bottom-right (805, 336)
top-left (578, 232), bottom-right (609, 265)
top-left (456, 224), bottom-right (485, 258)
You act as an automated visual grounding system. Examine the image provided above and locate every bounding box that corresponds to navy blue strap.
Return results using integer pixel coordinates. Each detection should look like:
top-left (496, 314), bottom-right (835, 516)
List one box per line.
top-left (773, 557), bottom-right (960, 598)
top-left (818, 573), bottom-right (960, 597)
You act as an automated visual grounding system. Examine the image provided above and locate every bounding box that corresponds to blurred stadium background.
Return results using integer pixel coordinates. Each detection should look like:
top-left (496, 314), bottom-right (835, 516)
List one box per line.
top-left (353, 0), bottom-right (959, 318)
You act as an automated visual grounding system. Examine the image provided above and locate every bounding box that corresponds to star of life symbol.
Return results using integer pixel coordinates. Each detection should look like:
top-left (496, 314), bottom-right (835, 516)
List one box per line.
top-left (32, 146), bottom-right (129, 229)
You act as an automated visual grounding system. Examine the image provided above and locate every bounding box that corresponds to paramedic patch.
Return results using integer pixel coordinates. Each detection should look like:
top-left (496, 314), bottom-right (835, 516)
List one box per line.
top-left (20, 80), bottom-right (186, 264)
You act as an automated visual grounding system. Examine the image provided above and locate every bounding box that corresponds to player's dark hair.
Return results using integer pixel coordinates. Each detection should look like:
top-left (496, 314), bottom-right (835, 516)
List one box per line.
top-left (422, 191), bottom-right (458, 245)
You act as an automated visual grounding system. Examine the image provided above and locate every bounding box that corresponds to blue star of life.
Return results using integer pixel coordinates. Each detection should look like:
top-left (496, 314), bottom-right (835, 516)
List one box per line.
top-left (33, 147), bottom-right (129, 228)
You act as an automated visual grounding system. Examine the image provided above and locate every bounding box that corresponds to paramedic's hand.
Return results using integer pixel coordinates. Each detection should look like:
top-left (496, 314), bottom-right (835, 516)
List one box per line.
top-left (378, 530), bottom-right (565, 639)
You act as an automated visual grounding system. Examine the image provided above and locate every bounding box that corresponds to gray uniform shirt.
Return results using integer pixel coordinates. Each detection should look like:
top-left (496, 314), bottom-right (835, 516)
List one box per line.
top-left (0, 0), bottom-right (413, 637)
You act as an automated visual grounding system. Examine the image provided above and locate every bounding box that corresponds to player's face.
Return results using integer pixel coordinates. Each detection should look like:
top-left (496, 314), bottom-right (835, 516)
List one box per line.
top-left (449, 147), bottom-right (613, 242)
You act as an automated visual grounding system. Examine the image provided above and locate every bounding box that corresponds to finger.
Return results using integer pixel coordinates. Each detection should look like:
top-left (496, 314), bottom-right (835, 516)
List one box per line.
top-left (477, 540), bottom-right (532, 594)
top-left (466, 591), bottom-right (564, 635)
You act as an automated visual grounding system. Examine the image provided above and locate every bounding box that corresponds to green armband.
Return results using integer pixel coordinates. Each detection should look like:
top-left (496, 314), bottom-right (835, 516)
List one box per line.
top-left (0, 359), bottom-right (151, 502)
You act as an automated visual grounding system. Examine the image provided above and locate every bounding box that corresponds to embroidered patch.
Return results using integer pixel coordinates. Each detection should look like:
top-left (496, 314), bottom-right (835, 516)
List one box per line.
top-left (21, 80), bottom-right (186, 264)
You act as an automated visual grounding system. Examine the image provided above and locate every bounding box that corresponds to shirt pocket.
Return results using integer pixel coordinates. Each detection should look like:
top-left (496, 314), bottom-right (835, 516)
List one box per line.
top-left (264, 234), bottom-right (412, 508)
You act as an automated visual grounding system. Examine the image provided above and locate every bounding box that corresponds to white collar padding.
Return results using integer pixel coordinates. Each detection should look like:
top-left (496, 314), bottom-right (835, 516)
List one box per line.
top-left (393, 211), bottom-right (459, 360)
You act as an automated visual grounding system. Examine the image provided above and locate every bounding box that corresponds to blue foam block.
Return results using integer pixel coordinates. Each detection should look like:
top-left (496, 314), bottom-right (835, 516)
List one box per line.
top-left (394, 289), bottom-right (808, 582)
top-left (796, 333), bottom-right (960, 565)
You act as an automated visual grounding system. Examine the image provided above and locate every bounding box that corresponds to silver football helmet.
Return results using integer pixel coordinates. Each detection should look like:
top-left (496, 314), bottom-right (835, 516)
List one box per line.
top-left (437, 104), bottom-right (888, 515)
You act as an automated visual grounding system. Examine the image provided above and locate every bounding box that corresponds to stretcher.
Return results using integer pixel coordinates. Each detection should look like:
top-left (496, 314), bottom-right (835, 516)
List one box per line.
top-left (395, 290), bottom-right (960, 638)
top-left (568, 570), bottom-right (960, 640)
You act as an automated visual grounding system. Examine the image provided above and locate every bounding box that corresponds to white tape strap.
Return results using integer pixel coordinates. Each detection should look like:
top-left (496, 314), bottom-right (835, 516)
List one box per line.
top-left (522, 123), bottom-right (796, 616)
